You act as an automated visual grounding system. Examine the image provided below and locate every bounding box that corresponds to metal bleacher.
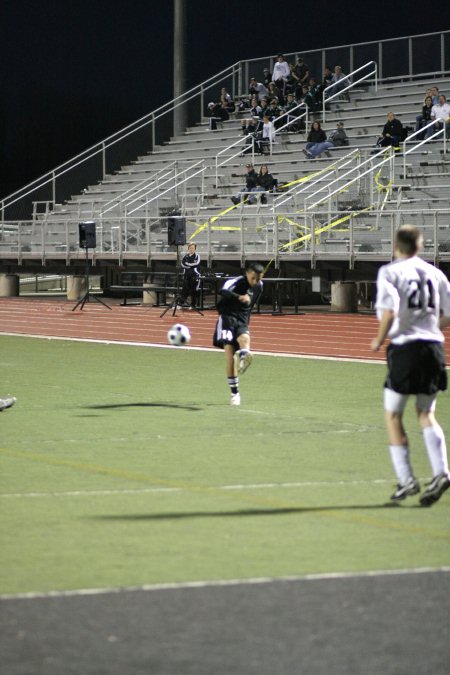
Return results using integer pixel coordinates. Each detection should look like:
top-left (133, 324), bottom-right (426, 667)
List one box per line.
top-left (1, 30), bottom-right (449, 272)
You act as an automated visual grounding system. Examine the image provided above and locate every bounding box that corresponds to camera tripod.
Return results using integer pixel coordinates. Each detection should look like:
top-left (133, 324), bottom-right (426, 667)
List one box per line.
top-left (160, 244), bottom-right (204, 318)
top-left (72, 247), bottom-right (112, 311)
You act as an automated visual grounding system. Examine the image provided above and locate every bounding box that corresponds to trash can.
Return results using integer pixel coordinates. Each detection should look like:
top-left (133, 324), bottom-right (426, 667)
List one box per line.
top-left (143, 282), bottom-right (156, 305)
top-left (330, 281), bottom-right (357, 313)
top-left (66, 276), bottom-right (87, 301)
top-left (0, 274), bottom-right (19, 297)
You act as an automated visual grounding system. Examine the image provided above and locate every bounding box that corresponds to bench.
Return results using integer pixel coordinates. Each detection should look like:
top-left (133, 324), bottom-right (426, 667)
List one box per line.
top-left (109, 285), bottom-right (178, 306)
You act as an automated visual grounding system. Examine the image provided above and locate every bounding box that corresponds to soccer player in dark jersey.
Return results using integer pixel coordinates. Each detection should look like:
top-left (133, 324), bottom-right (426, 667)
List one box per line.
top-left (371, 225), bottom-right (450, 506)
top-left (213, 262), bottom-right (264, 406)
top-left (179, 243), bottom-right (201, 308)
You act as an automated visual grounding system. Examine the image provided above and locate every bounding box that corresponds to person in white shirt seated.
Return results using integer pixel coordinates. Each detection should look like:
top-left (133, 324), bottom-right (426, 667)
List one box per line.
top-left (430, 94), bottom-right (450, 138)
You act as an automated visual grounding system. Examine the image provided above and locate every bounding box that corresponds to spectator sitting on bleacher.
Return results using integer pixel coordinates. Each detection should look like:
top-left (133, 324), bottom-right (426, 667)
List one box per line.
top-left (241, 97), bottom-right (262, 135)
top-left (267, 81), bottom-right (282, 104)
top-left (258, 97), bottom-right (270, 119)
top-left (316, 66), bottom-right (333, 107)
top-left (272, 54), bottom-right (290, 97)
top-left (415, 95), bottom-right (434, 140)
top-left (303, 121), bottom-right (333, 159)
top-left (283, 93), bottom-right (304, 132)
top-left (268, 99), bottom-right (282, 125)
top-left (330, 65), bottom-right (350, 100)
top-left (262, 67), bottom-right (271, 88)
top-left (249, 77), bottom-right (268, 102)
top-left (221, 88), bottom-right (235, 113)
top-left (430, 94), bottom-right (450, 139)
top-left (328, 120), bottom-right (349, 146)
top-left (431, 86), bottom-right (440, 104)
top-left (294, 57), bottom-right (310, 88)
top-left (207, 101), bottom-right (229, 130)
top-left (231, 163), bottom-right (258, 205)
top-left (302, 80), bottom-right (320, 113)
top-left (286, 63), bottom-right (301, 96)
top-left (377, 112), bottom-right (404, 148)
top-left (254, 164), bottom-right (276, 204)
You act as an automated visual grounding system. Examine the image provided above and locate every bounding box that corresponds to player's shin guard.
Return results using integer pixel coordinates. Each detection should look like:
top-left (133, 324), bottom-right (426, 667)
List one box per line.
top-left (423, 424), bottom-right (449, 478)
top-left (227, 376), bottom-right (239, 395)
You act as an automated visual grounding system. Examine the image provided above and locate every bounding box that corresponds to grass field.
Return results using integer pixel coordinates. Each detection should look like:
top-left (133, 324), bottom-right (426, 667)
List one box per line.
top-left (1, 334), bottom-right (449, 596)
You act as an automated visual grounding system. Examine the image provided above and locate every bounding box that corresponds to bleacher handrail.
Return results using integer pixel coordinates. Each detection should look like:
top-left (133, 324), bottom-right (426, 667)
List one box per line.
top-left (215, 103), bottom-right (308, 186)
top-left (125, 161), bottom-right (207, 216)
top-left (242, 30), bottom-right (449, 81)
top-left (274, 149), bottom-right (361, 209)
top-left (100, 162), bottom-right (178, 216)
top-left (402, 120), bottom-right (447, 177)
top-left (322, 61), bottom-right (377, 122)
top-left (304, 147), bottom-right (394, 211)
top-left (0, 61), bottom-right (242, 221)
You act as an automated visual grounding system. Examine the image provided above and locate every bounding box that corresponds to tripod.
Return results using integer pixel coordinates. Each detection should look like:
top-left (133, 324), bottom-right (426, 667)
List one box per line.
top-left (160, 244), bottom-right (204, 318)
top-left (72, 247), bottom-right (112, 311)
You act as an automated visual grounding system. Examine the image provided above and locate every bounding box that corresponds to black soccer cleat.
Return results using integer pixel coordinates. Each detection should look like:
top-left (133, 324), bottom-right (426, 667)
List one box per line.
top-left (419, 473), bottom-right (450, 507)
top-left (390, 477), bottom-right (420, 502)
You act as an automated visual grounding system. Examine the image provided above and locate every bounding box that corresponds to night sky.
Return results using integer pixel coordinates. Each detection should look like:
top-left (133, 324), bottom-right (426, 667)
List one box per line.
top-left (0, 0), bottom-right (446, 196)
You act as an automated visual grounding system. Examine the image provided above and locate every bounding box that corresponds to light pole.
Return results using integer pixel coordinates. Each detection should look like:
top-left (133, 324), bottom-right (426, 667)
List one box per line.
top-left (173, 0), bottom-right (187, 137)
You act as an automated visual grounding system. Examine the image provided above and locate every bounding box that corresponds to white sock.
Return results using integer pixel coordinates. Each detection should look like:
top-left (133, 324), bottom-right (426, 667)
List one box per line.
top-left (423, 425), bottom-right (449, 477)
top-left (389, 445), bottom-right (413, 485)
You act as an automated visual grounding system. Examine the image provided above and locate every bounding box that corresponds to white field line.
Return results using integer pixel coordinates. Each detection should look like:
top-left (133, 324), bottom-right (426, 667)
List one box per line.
top-left (0, 331), bottom-right (385, 364)
top-left (0, 477), bottom-right (415, 499)
top-left (2, 567), bottom-right (449, 601)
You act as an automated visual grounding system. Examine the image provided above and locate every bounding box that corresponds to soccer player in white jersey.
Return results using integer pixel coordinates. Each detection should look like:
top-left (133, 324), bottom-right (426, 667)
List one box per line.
top-left (213, 263), bottom-right (264, 406)
top-left (371, 225), bottom-right (450, 506)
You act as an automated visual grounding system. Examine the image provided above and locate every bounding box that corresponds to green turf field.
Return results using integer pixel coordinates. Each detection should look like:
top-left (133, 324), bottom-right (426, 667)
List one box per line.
top-left (1, 335), bottom-right (449, 595)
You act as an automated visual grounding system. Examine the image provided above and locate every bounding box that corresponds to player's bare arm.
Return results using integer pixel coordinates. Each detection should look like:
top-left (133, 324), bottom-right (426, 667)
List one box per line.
top-left (371, 309), bottom-right (395, 351)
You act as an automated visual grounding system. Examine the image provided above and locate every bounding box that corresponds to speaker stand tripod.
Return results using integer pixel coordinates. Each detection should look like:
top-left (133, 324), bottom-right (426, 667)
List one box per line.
top-left (160, 245), bottom-right (204, 318)
top-left (72, 247), bottom-right (112, 311)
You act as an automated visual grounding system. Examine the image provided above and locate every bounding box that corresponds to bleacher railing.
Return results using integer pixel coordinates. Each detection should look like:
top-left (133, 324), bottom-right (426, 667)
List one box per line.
top-left (242, 30), bottom-right (449, 90)
top-left (215, 103), bottom-right (308, 186)
top-left (402, 119), bottom-right (448, 177)
top-left (322, 61), bottom-right (378, 122)
top-left (0, 63), bottom-right (242, 222)
top-left (1, 208), bottom-right (449, 266)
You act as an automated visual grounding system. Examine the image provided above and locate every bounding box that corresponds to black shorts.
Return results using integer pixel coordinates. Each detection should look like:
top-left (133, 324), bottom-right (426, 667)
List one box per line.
top-left (213, 314), bottom-right (249, 350)
top-left (385, 341), bottom-right (448, 395)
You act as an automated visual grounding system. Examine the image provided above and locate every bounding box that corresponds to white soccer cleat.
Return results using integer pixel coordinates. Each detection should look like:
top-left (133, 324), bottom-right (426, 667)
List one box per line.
top-left (237, 351), bottom-right (253, 375)
top-left (230, 393), bottom-right (241, 406)
top-left (0, 397), bottom-right (17, 412)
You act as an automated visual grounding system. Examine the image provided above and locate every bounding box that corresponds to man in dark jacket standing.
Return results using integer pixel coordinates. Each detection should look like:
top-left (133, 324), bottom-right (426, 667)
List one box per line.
top-left (178, 243), bottom-right (201, 308)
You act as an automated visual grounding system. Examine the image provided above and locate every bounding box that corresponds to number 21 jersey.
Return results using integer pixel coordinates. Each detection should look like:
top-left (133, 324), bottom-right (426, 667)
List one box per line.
top-left (375, 255), bottom-right (450, 345)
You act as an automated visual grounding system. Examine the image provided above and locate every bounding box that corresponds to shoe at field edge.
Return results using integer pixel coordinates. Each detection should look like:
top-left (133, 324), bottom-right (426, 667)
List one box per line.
top-left (0, 397), bottom-right (16, 411)
top-left (230, 393), bottom-right (241, 406)
top-left (390, 477), bottom-right (420, 501)
top-left (419, 473), bottom-right (450, 507)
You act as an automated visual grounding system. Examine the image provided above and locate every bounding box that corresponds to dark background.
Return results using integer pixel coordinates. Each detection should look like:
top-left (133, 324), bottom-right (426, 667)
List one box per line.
top-left (0, 0), bottom-right (447, 197)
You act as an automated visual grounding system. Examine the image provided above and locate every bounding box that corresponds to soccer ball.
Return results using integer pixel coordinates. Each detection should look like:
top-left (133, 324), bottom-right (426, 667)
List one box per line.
top-left (167, 323), bottom-right (191, 346)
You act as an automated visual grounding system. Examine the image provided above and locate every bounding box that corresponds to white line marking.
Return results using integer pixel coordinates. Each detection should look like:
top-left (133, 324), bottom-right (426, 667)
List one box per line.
top-left (2, 567), bottom-right (449, 601)
top-left (0, 331), bottom-right (385, 364)
top-left (0, 478), bottom-right (404, 499)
